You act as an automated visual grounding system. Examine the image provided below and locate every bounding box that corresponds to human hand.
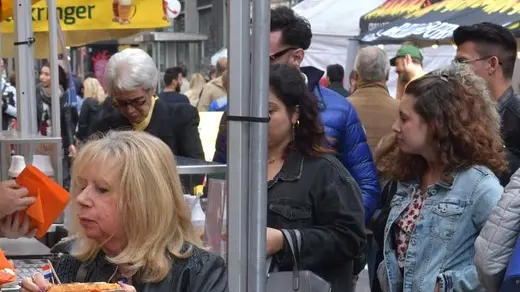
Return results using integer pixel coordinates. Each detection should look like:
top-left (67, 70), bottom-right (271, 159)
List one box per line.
top-left (68, 144), bottom-right (77, 158)
top-left (266, 228), bottom-right (284, 256)
top-left (20, 272), bottom-right (52, 292)
top-left (0, 180), bottom-right (35, 218)
top-left (119, 282), bottom-right (137, 292)
top-left (0, 213), bottom-right (37, 239)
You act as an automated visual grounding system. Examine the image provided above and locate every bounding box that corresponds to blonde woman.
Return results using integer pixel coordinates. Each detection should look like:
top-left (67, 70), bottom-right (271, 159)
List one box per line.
top-left (184, 73), bottom-right (206, 107)
top-left (19, 131), bottom-right (228, 292)
top-left (76, 78), bottom-right (106, 142)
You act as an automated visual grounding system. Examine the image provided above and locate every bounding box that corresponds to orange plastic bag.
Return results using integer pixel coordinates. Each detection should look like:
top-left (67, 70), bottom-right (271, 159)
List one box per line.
top-left (16, 165), bottom-right (71, 238)
top-left (0, 250), bottom-right (16, 285)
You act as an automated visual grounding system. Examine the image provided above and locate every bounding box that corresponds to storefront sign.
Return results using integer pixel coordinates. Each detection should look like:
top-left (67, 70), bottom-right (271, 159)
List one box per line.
top-left (1, 0), bottom-right (173, 32)
top-left (361, 0), bottom-right (443, 33)
top-left (0, 0), bottom-right (41, 21)
top-left (362, 21), bottom-right (459, 42)
top-left (360, 0), bottom-right (520, 44)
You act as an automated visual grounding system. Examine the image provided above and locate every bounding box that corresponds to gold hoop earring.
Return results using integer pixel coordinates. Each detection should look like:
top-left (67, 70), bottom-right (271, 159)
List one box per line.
top-left (292, 120), bottom-right (299, 141)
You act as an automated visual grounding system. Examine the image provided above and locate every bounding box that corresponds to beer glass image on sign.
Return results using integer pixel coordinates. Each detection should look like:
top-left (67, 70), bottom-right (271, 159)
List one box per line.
top-left (112, 0), bottom-right (136, 24)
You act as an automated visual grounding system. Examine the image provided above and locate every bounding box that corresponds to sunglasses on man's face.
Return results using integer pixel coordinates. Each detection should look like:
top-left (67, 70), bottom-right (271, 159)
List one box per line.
top-left (269, 47), bottom-right (298, 62)
top-left (112, 96), bottom-right (148, 108)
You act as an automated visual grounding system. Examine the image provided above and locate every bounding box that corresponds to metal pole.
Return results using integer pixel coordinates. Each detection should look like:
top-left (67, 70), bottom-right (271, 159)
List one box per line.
top-left (14, 0), bottom-right (37, 135)
top-left (227, 0), bottom-right (251, 291)
top-left (344, 39), bottom-right (360, 90)
top-left (48, 0), bottom-right (61, 138)
top-left (248, 0), bottom-right (269, 291)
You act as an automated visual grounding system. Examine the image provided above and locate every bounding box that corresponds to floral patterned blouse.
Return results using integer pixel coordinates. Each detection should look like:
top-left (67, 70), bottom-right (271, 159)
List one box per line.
top-left (394, 189), bottom-right (426, 268)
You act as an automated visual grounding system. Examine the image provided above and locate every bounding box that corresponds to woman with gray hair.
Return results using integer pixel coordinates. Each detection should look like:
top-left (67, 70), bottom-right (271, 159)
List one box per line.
top-left (92, 48), bottom-right (204, 161)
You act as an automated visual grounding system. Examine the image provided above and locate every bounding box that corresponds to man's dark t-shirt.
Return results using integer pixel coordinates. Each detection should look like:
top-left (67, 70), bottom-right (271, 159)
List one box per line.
top-left (158, 91), bottom-right (190, 105)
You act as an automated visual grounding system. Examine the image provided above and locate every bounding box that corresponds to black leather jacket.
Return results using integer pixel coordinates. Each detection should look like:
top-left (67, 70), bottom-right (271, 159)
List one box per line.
top-left (76, 98), bottom-right (103, 142)
top-left (51, 243), bottom-right (228, 292)
top-left (268, 151), bottom-right (366, 292)
top-left (498, 87), bottom-right (520, 185)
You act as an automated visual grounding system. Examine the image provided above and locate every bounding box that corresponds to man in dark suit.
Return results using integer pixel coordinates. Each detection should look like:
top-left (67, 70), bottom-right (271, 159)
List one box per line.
top-left (92, 48), bottom-right (204, 161)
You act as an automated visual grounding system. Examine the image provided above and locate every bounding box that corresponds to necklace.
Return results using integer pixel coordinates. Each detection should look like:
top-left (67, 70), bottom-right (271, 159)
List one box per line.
top-left (108, 265), bottom-right (131, 284)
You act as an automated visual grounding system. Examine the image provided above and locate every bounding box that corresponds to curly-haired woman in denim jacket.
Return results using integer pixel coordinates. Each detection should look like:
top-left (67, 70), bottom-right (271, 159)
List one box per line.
top-left (376, 63), bottom-right (507, 292)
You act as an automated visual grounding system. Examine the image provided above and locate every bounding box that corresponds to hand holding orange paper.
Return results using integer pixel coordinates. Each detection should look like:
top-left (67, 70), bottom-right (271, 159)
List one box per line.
top-left (0, 250), bottom-right (16, 285)
top-left (15, 165), bottom-right (70, 238)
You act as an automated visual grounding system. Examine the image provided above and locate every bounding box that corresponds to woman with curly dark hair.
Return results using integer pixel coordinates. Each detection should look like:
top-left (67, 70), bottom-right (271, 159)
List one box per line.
top-left (376, 63), bottom-right (506, 292)
top-left (265, 64), bottom-right (365, 292)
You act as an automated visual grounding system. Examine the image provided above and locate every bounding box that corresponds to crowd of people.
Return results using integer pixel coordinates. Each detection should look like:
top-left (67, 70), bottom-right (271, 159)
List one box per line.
top-left (0, 5), bottom-right (519, 292)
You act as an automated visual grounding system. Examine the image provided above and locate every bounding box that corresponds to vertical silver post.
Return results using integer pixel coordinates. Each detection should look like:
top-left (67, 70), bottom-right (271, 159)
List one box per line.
top-left (248, 0), bottom-right (270, 291)
top-left (227, 0), bottom-right (251, 291)
top-left (48, 0), bottom-right (61, 138)
top-left (14, 0), bottom-right (37, 135)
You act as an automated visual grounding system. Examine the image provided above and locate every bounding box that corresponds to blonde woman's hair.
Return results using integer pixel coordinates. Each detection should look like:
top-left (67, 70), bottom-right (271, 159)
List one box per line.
top-left (185, 73), bottom-right (206, 106)
top-left (70, 131), bottom-right (201, 283)
top-left (83, 77), bottom-right (106, 104)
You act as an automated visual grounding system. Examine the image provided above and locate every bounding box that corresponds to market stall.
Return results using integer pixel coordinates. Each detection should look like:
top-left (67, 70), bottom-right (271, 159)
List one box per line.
top-left (360, 0), bottom-right (520, 45)
top-left (0, 0), bottom-right (174, 57)
top-left (360, 0), bottom-right (443, 36)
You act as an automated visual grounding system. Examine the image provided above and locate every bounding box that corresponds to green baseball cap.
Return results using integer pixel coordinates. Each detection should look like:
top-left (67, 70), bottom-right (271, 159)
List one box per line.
top-left (390, 45), bottom-right (423, 66)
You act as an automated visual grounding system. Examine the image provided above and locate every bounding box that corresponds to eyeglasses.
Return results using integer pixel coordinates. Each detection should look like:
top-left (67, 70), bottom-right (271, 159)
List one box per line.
top-left (269, 47), bottom-right (298, 62)
top-left (112, 96), bottom-right (148, 108)
top-left (453, 56), bottom-right (503, 65)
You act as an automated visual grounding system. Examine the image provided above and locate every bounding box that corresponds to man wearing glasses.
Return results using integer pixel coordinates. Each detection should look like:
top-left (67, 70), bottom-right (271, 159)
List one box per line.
top-left (269, 7), bottom-right (380, 224)
top-left (453, 22), bottom-right (520, 185)
top-left (92, 48), bottom-right (205, 162)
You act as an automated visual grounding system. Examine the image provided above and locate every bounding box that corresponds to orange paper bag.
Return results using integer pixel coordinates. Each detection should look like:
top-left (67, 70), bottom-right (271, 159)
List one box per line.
top-left (16, 165), bottom-right (70, 238)
top-left (0, 250), bottom-right (15, 285)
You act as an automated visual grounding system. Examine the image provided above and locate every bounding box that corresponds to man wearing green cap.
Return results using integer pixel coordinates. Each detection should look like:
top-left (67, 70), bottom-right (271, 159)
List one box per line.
top-left (390, 44), bottom-right (425, 100)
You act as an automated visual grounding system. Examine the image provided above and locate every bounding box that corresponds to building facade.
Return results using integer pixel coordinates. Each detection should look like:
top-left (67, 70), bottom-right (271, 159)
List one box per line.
top-left (174, 0), bottom-right (303, 71)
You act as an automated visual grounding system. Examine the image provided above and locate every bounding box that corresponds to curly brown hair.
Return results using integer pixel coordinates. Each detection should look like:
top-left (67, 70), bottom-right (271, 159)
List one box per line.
top-left (377, 63), bottom-right (507, 180)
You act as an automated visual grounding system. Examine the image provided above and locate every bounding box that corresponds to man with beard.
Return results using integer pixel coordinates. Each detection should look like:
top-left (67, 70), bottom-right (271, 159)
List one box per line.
top-left (390, 44), bottom-right (425, 100)
top-left (453, 22), bottom-right (520, 185)
top-left (158, 66), bottom-right (190, 105)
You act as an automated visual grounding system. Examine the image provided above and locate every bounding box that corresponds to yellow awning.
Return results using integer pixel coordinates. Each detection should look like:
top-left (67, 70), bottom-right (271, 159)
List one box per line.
top-left (1, 0), bottom-right (42, 21)
top-left (1, 0), bottom-right (170, 57)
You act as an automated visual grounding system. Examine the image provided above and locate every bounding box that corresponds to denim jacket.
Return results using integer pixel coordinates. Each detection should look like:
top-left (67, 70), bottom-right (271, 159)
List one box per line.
top-left (377, 166), bottom-right (502, 292)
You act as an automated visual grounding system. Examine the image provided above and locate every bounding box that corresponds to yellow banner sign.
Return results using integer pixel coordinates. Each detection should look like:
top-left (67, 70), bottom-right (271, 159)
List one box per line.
top-left (1, 0), bottom-right (171, 32)
top-left (0, 0), bottom-right (42, 21)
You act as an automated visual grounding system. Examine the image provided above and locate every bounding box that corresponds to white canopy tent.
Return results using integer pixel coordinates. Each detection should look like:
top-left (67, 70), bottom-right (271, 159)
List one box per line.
top-left (293, 0), bottom-right (384, 74)
top-left (292, 0), bottom-right (457, 95)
